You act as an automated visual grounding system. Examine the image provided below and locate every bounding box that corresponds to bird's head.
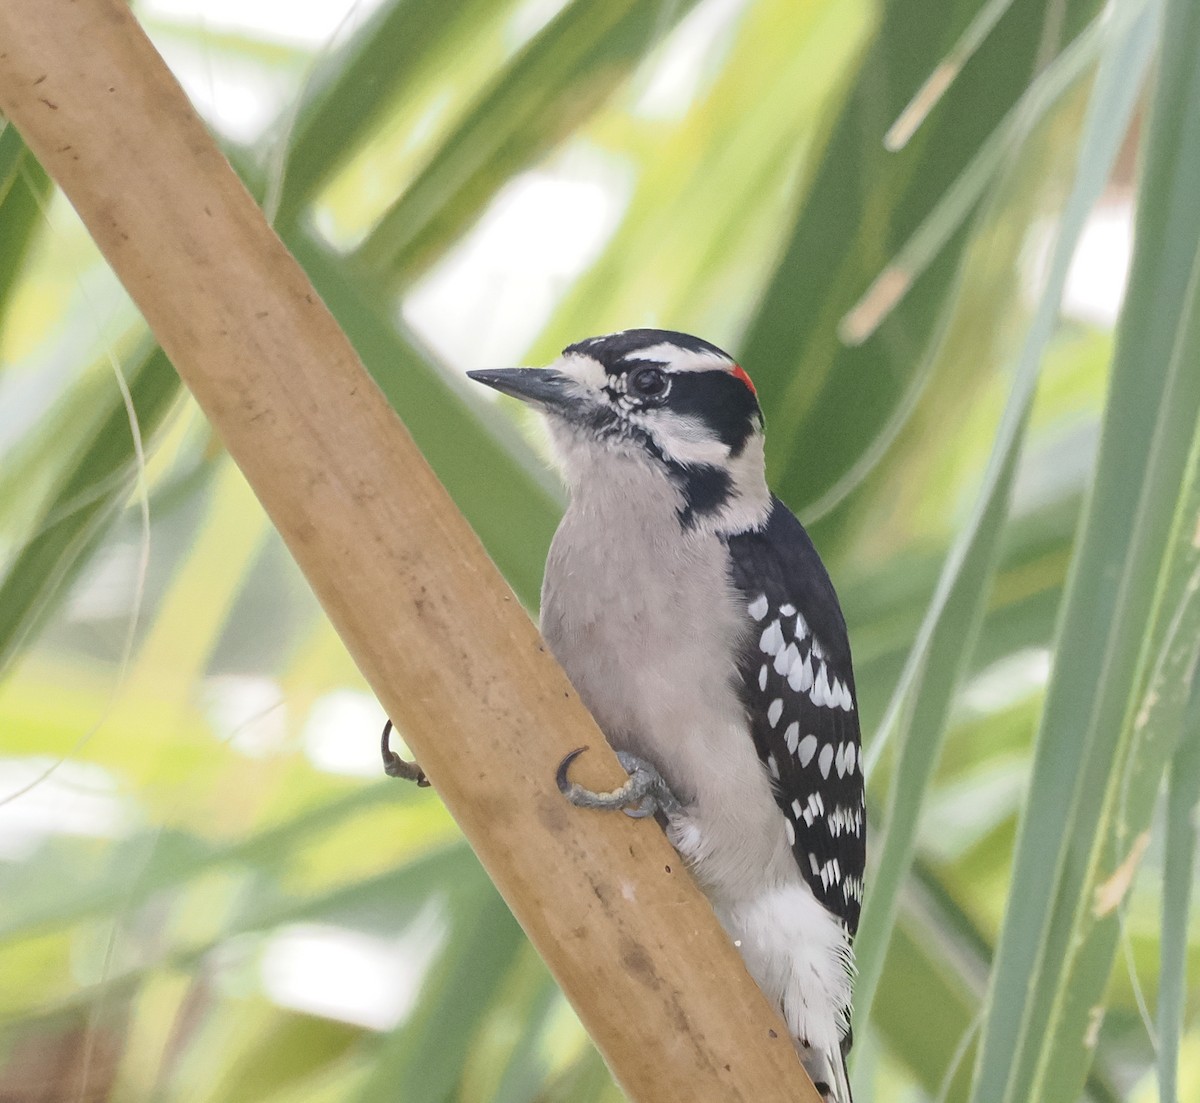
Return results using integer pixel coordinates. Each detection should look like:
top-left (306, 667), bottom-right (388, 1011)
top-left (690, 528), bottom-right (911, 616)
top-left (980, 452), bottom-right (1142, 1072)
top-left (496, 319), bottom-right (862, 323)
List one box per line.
top-left (468, 329), bottom-right (770, 532)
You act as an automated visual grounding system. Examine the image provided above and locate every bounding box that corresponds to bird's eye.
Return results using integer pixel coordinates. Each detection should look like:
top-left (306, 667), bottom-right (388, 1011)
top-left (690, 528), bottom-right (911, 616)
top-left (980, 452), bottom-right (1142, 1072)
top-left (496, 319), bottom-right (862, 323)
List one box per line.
top-left (628, 366), bottom-right (668, 398)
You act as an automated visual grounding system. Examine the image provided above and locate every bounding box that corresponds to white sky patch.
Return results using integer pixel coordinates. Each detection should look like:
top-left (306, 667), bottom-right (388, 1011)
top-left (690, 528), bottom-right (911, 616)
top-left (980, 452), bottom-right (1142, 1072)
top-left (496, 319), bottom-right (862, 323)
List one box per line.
top-left (404, 150), bottom-right (632, 370)
top-left (260, 906), bottom-right (445, 1030)
top-left (66, 541), bottom-right (146, 622)
top-left (139, 0), bottom-right (383, 142)
top-left (0, 758), bottom-right (132, 860)
top-left (140, 0), bottom-right (384, 47)
top-left (507, 0), bottom-right (572, 49)
top-left (1012, 419), bottom-right (1099, 515)
top-left (302, 689), bottom-right (388, 777)
top-left (149, 38), bottom-right (297, 143)
top-left (921, 759), bottom-right (1028, 862)
top-left (202, 674), bottom-right (288, 758)
top-left (1025, 198), bottom-right (1134, 328)
top-left (960, 648), bottom-right (1051, 718)
top-left (1062, 199), bottom-right (1134, 326)
top-left (632, 0), bottom-right (749, 120)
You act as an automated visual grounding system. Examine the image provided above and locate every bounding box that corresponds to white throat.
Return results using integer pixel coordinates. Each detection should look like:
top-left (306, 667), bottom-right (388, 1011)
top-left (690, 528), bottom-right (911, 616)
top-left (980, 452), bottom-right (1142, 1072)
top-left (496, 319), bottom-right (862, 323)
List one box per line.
top-left (543, 414), bottom-right (771, 536)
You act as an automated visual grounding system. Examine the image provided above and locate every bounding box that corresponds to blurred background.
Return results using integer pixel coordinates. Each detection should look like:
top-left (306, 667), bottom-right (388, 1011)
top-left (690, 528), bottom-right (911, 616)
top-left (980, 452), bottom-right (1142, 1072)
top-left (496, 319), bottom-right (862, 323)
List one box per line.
top-left (1, 0), bottom-right (1197, 1101)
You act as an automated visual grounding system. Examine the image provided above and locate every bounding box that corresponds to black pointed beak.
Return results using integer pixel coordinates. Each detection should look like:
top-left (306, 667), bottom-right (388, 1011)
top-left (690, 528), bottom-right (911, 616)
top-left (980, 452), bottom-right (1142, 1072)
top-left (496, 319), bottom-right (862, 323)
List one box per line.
top-left (466, 368), bottom-right (579, 413)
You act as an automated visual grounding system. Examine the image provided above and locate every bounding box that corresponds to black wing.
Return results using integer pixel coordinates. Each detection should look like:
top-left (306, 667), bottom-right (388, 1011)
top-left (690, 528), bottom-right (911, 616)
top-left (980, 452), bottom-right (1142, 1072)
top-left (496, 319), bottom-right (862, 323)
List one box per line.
top-left (726, 498), bottom-right (866, 934)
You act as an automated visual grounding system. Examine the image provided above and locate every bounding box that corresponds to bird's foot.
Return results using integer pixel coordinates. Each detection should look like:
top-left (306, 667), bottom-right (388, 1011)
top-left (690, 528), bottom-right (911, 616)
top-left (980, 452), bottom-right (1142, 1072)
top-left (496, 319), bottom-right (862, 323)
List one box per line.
top-left (381, 719), bottom-right (430, 786)
top-left (556, 746), bottom-right (681, 819)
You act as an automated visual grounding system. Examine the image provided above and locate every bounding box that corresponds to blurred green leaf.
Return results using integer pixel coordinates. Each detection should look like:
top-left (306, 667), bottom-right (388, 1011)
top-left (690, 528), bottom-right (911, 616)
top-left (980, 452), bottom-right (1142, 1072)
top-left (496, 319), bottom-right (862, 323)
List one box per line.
top-left (741, 0), bottom-right (1104, 510)
top-left (1158, 680), bottom-right (1200, 1103)
top-left (0, 124), bottom-right (28, 207)
top-left (872, 864), bottom-right (989, 1103)
top-left (353, 0), bottom-right (703, 286)
top-left (0, 131), bottom-right (49, 331)
top-left (1027, 267), bottom-right (1200, 1103)
top-left (272, 0), bottom-right (507, 221)
top-left (0, 339), bottom-right (178, 677)
top-left (461, 941), bottom-right (561, 1103)
top-left (352, 884), bottom-right (525, 1103)
top-left (853, 0), bottom-right (1153, 1032)
top-left (531, 0), bottom-right (870, 358)
top-left (971, 0), bottom-right (1200, 1097)
top-left (197, 1011), bottom-right (363, 1103)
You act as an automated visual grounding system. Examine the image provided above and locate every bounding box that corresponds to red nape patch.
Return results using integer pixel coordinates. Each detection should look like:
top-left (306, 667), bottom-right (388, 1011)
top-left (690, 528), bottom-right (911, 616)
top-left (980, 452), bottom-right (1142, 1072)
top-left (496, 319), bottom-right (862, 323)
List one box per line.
top-left (731, 363), bottom-right (757, 396)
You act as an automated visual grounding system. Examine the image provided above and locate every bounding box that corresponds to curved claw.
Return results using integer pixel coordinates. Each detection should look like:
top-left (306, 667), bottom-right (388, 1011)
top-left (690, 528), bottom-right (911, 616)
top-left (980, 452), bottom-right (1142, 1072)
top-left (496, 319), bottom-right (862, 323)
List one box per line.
top-left (555, 746), bottom-right (680, 818)
top-left (381, 719), bottom-right (430, 786)
top-left (556, 746), bottom-right (590, 795)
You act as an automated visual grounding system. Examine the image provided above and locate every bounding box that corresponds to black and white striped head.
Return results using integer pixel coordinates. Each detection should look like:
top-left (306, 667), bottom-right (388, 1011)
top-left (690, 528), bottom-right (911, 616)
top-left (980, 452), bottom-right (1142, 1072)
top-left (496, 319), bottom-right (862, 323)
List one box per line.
top-left (469, 329), bottom-right (770, 532)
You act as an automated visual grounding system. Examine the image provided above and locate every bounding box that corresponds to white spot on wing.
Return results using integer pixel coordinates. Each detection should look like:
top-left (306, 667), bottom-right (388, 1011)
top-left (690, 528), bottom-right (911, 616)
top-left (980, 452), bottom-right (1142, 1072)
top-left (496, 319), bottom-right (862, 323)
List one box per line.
top-left (788, 651), bottom-right (814, 693)
top-left (758, 664), bottom-right (768, 691)
top-left (797, 734), bottom-right (818, 767)
top-left (767, 698), bottom-right (783, 727)
top-left (791, 798), bottom-right (803, 817)
top-left (784, 721), bottom-right (800, 753)
top-left (810, 665), bottom-right (830, 707)
top-left (779, 603), bottom-right (796, 616)
top-left (818, 743), bottom-right (834, 779)
top-left (766, 753), bottom-right (780, 779)
top-left (794, 612), bottom-right (809, 641)
top-left (748, 594), bottom-right (769, 620)
top-left (829, 804), bottom-right (862, 838)
top-left (774, 641), bottom-right (798, 677)
top-left (759, 620), bottom-right (784, 656)
top-left (820, 859), bottom-right (842, 890)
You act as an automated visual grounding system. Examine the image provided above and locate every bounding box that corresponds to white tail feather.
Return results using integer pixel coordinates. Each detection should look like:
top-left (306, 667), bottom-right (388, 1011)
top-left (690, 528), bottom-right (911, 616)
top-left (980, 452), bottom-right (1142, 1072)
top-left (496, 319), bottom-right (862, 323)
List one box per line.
top-left (798, 1041), bottom-right (853, 1103)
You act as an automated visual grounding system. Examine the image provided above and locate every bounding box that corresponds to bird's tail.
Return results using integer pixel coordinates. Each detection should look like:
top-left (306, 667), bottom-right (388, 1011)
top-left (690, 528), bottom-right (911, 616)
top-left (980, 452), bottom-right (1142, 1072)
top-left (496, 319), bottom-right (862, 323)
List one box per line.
top-left (799, 1042), bottom-right (852, 1103)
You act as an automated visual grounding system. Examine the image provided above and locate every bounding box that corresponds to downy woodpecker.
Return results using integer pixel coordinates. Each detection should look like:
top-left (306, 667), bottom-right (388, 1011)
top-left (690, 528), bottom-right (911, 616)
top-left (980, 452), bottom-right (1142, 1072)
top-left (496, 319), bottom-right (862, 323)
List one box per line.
top-left (467, 329), bottom-right (864, 1102)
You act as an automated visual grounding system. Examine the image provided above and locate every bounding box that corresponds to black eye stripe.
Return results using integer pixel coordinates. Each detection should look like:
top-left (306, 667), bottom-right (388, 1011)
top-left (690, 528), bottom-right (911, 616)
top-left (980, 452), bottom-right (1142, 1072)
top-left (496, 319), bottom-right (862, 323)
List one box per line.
top-left (663, 371), bottom-right (761, 454)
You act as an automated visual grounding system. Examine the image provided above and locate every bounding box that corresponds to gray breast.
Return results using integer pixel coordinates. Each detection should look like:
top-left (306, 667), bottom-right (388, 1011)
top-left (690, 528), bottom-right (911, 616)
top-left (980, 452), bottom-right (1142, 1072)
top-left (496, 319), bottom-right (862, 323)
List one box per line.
top-left (538, 456), bottom-right (788, 873)
top-left (541, 457), bottom-right (797, 907)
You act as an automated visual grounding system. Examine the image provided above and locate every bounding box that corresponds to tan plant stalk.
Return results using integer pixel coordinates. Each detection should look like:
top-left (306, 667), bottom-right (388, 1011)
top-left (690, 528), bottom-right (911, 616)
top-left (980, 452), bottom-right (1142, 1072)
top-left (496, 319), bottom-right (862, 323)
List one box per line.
top-left (0, 2), bottom-right (818, 1100)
